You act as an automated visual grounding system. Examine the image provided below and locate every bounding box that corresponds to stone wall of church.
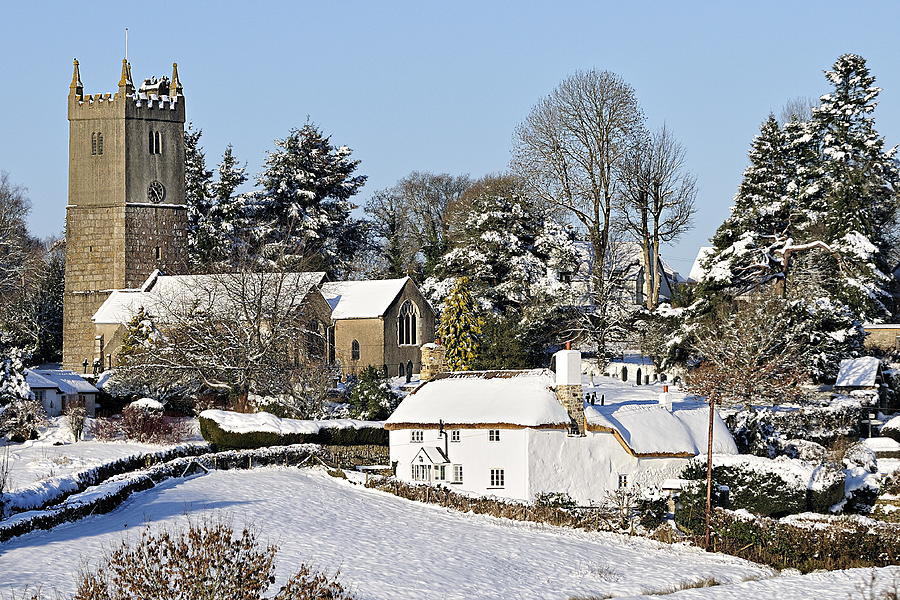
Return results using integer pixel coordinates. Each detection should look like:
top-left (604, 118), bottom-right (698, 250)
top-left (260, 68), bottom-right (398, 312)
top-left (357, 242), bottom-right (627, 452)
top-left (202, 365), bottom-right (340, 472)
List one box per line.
top-left (123, 205), bottom-right (188, 288)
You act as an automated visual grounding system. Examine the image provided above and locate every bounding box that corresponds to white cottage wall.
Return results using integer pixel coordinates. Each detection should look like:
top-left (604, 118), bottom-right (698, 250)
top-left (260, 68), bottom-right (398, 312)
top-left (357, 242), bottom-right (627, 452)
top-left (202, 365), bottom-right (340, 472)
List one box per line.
top-left (526, 430), bottom-right (693, 505)
top-left (389, 427), bottom-right (531, 500)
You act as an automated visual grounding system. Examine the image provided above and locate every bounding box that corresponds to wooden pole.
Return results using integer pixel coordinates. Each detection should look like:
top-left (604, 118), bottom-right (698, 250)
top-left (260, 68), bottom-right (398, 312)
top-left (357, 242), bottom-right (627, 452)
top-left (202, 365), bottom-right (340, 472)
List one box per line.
top-left (704, 392), bottom-right (716, 551)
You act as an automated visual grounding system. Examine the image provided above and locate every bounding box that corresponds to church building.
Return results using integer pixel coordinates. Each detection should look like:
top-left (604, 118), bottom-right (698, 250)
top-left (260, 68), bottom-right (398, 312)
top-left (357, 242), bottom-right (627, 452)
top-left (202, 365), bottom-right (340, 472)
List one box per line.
top-left (62, 58), bottom-right (435, 378)
top-left (63, 58), bottom-right (188, 372)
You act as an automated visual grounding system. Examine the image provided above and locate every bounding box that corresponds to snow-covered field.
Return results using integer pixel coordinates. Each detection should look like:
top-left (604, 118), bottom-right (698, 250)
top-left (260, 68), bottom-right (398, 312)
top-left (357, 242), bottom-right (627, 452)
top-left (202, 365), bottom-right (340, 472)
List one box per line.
top-left (0, 466), bottom-right (897, 599)
top-left (1, 418), bottom-right (202, 492)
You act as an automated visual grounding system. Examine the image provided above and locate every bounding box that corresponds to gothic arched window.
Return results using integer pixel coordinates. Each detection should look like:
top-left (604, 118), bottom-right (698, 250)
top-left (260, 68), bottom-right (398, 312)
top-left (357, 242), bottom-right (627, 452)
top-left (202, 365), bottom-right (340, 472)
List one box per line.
top-left (351, 339), bottom-right (360, 361)
top-left (398, 300), bottom-right (418, 346)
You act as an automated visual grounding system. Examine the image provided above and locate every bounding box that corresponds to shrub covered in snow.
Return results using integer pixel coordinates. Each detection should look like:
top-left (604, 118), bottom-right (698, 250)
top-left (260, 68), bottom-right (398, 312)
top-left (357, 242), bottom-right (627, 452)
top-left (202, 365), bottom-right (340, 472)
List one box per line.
top-left (199, 409), bottom-right (387, 449)
top-left (882, 414), bottom-right (900, 443)
top-left (72, 520), bottom-right (356, 600)
top-left (677, 455), bottom-right (845, 519)
top-left (348, 365), bottom-right (401, 420)
top-left (724, 403), bottom-right (863, 456)
top-left (91, 402), bottom-right (190, 445)
top-left (0, 397), bottom-right (48, 442)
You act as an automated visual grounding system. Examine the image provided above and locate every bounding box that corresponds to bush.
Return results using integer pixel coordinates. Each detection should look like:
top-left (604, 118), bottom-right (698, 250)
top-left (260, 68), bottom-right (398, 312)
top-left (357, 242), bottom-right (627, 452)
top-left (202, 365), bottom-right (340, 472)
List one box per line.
top-left (92, 403), bottom-right (190, 444)
top-left (725, 404), bottom-right (864, 457)
top-left (74, 520), bottom-right (355, 600)
top-left (0, 397), bottom-right (48, 442)
top-left (534, 492), bottom-right (577, 510)
top-left (678, 456), bottom-right (845, 519)
top-left (348, 366), bottom-right (400, 420)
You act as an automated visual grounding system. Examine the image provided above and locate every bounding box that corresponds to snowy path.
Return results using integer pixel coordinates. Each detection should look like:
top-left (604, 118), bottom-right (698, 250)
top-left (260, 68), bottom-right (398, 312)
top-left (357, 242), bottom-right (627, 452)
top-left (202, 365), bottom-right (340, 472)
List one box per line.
top-left (0, 467), bottom-right (770, 599)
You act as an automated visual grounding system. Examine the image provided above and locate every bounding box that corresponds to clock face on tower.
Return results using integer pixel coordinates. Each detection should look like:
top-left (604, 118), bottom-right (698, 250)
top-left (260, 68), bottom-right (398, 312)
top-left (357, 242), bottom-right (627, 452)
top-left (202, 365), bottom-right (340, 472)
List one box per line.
top-left (147, 180), bottom-right (166, 203)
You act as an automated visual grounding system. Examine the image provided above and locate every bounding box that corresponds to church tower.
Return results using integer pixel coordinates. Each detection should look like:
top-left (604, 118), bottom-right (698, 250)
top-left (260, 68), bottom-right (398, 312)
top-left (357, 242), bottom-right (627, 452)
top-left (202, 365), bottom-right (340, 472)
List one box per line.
top-left (63, 58), bottom-right (188, 371)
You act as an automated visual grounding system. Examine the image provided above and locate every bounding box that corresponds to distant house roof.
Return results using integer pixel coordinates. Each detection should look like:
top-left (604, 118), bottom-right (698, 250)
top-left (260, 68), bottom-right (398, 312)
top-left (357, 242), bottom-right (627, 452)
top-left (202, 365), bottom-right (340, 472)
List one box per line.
top-left (689, 246), bottom-right (715, 282)
top-left (26, 369), bottom-right (99, 395)
top-left (385, 370), bottom-right (570, 428)
top-left (585, 401), bottom-right (737, 457)
top-left (93, 270), bottom-right (326, 325)
top-left (321, 277), bottom-right (414, 320)
top-left (835, 356), bottom-right (882, 388)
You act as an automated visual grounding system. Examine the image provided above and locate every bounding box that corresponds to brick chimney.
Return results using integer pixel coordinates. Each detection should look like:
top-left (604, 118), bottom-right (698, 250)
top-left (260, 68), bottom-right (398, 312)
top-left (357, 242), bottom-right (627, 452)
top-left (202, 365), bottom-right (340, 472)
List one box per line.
top-left (554, 346), bottom-right (585, 435)
top-left (420, 339), bottom-right (447, 382)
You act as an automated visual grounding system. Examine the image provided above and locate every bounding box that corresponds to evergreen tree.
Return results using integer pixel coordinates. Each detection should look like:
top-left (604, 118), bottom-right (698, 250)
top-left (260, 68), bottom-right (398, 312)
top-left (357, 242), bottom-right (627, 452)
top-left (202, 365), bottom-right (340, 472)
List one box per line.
top-left (348, 365), bottom-right (400, 420)
top-left (200, 145), bottom-right (249, 266)
top-left (117, 307), bottom-right (155, 364)
top-left (246, 122), bottom-right (367, 276)
top-left (0, 335), bottom-right (30, 405)
top-left (437, 277), bottom-right (484, 371)
top-left (811, 53), bottom-right (899, 319)
top-left (184, 124), bottom-right (214, 268)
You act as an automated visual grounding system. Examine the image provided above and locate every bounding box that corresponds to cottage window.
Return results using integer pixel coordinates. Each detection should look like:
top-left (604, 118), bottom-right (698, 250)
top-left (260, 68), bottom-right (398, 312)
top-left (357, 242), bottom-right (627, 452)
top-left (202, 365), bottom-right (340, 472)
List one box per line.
top-left (351, 339), bottom-right (360, 361)
top-left (618, 474), bottom-right (628, 489)
top-left (488, 429), bottom-right (500, 442)
top-left (412, 464), bottom-right (431, 481)
top-left (489, 468), bottom-right (505, 488)
top-left (78, 394), bottom-right (87, 404)
top-left (398, 300), bottom-right (418, 346)
top-left (410, 430), bottom-right (424, 443)
top-left (434, 465), bottom-right (446, 480)
top-left (450, 430), bottom-right (460, 443)
top-left (34, 390), bottom-right (45, 403)
top-left (452, 464), bottom-right (463, 483)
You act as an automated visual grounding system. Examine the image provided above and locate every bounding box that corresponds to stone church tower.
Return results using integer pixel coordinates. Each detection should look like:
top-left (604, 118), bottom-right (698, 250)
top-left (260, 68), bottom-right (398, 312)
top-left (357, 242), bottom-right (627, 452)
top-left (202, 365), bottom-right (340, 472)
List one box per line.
top-left (63, 59), bottom-right (188, 371)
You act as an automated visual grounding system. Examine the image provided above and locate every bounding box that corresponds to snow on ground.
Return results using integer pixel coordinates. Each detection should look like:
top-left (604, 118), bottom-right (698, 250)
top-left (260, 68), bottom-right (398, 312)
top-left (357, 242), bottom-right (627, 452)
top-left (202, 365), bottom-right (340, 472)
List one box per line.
top-left (0, 467), bottom-right (771, 599)
top-left (1, 418), bottom-right (202, 492)
top-left (617, 566), bottom-right (900, 599)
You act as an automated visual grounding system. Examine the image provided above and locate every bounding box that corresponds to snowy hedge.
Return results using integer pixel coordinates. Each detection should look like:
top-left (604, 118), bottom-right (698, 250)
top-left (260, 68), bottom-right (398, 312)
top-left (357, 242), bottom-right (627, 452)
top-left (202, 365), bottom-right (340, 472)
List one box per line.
top-left (198, 410), bottom-right (387, 449)
top-left (724, 402), bottom-right (864, 456)
top-left (677, 455), bottom-right (845, 521)
top-left (882, 414), bottom-right (900, 443)
top-left (1, 443), bottom-right (212, 520)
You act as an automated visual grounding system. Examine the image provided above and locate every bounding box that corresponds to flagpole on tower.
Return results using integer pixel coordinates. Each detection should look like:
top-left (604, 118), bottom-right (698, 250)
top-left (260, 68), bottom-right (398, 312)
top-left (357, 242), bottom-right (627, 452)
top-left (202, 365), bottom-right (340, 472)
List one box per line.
top-left (125, 27), bottom-right (128, 61)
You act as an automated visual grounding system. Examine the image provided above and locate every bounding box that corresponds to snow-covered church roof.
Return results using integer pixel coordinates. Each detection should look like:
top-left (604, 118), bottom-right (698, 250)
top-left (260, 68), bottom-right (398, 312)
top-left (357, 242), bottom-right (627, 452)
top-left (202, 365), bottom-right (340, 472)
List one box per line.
top-left (321, 277), bottom-right (415, 320)
top-left (385, 370), bottom-right (570, 428)
top-left (585, 400), bottom-right (737, 457)
top-left (93, 270), bottom-right (326, 325)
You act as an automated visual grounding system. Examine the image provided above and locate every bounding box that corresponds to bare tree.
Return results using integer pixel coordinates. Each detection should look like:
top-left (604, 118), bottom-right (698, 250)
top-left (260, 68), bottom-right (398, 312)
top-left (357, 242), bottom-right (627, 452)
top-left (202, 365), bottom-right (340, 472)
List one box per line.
top-left (0, 172), bottom-right (32, 304)
top-left (779, 96), bottom-right (816, 124)
top-left (619, 126), bottom-right (696, 309)
top-left (120, 263), bottom-right (334, 417)
top-left (364, 188), bottom-right (418, 278)
top-left (513, 69), bottom-right (644, 303)
top-left (685, 296), bottom-right (808, 549)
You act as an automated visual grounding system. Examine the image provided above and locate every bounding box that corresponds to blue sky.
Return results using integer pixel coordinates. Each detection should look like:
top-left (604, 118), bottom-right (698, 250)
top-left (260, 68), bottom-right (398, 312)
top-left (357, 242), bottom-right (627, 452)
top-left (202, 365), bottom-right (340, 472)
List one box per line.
top-left (2, 1), bottom-right (899, 275)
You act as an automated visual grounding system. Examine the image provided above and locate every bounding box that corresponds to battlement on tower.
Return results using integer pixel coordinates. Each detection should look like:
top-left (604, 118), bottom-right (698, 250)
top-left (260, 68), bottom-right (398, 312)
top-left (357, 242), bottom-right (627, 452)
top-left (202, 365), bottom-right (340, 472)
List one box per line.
top-left (67, 59), bottom-right (185, 121)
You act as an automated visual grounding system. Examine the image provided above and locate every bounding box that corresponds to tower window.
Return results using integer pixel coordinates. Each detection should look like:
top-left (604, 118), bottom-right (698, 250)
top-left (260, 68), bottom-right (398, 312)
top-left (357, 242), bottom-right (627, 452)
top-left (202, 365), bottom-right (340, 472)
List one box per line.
top-left (91, 133), bottom-right (97, 155)
top-left (91, 132), bottom-right (102, 155)
top-left (97, 132), bottom-right (103, 155)
top-left (148, 131), bottom-right (162, 155)
top-left (398, 300), bottom-right (418, 346)
top-left (154, 246), bottom-right (161, 260)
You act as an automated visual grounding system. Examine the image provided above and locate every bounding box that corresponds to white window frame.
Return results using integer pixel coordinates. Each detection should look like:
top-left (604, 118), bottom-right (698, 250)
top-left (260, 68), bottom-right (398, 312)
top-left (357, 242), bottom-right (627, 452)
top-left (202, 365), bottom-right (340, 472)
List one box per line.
top-left (434, 465), bottom-right (446, 481)
top-left (618, 474), bottom-right (628, 489)
top-left (412, 464), bottom-right (432, 482)
top-left (489, 468), bottom-right (505, 489)
top-left (488, 429), bottom-right (500, 442)
top-left (410, 430), bottom-right (424, 443)
top-left (450, 430), bottom-right (460, 443)
top-left (452, 464), bottom-right (463, 483)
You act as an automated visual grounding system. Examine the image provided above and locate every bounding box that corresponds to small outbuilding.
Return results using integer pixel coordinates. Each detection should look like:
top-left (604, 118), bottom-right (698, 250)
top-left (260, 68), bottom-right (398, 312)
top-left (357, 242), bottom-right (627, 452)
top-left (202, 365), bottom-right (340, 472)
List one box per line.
top-left (834, 356), bottom-right (883, 391)
top-left (25, 369), bottom-right (100, 417)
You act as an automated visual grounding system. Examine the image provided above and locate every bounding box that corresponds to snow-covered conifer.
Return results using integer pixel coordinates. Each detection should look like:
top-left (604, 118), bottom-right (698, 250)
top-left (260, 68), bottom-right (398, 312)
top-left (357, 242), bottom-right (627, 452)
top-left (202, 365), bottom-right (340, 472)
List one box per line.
top-left (245, 122), bottom-right (367, 276)
top-left (184, 124), bottom-right (214, 268)
top-left (348, 365), bottom-right (400, 420)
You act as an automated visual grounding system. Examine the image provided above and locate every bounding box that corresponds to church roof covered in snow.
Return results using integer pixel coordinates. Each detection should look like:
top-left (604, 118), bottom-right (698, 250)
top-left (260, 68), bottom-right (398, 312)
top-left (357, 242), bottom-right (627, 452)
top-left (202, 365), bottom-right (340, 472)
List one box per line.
top-left (385, 370), bottom-right (570, 428)
top-left (834, 356), bottom-right (881, 388)
top-left (585, 400), bottom-right (737, 457)
top-left (92, 270), bottom-right (326, 325)
top-left (321, 278), bottom-right (414, 320)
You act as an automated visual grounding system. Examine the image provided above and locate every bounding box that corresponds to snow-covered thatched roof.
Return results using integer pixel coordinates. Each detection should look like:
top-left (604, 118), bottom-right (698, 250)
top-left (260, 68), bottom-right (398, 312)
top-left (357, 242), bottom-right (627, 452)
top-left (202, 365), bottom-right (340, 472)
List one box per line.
top-left (92, 270), bottom-right (326, 325)
top-left (321, 277), bottom-right (412, 319)
top-left (385, 370), bottom-right (570, 428)
top-left (585, 401), bottom-right (737, 457)
top-left (834, 356), bottom-right (881, 388)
